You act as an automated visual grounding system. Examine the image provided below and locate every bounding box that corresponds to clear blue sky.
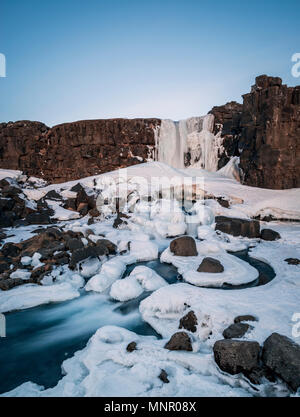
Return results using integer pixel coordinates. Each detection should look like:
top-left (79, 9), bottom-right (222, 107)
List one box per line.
top-left (1, 0), bottom-right (300, 126)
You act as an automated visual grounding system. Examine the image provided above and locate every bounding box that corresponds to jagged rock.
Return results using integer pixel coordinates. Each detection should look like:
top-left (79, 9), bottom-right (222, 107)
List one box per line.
top-left (44, 190), bottom-right (62, 200)
top-left (0, 278), bottom-right (24, 291)
top-left (126, 342), bottom-right (137, 352)
top-left (164, 332), bottom-right (193, 351)
top-left (159, 370), bottom-right (169, 383)
top-left (89, 208), bottom-right (100, 217)
top-left (284, 258), bottom-right (300, 265)
top-left (223, 323), bottom-right (253, 339)
top-left (217, 197), bottom-right (230, 208)
top-left (69, 243), bottom-right (112, 269)
top-left (63, 198), bottom-right (77, 211)
top-left (77, 202), bottom-right (89, 216)
top-left (30, 264), bottom-right (52, 284)
top-left (66, 238), bottom-right (84, 251)
top-left (262, 333), bottom-right (300, 392)
top-left (179, 311), bottom-right (198, 333)
top-left (260, 229), bottom-right (281, 241)
top-left (213, 339), bottom-right (260, 376)
top-left (197, 257), bottom-right (224, 273)
top-left (215, 216), bottom-right (260, 238)
top-left (234, 315), bottom-right (257, 324)
top-left (170, 236), bottom-right (198, 257)
top-left (0, 260), bottom-right (11, 274)
top-left (1, 242), bottom-right (21, 258)
top-left (25, 211), bottom-right (52, 225)
top-left (113, 212), bottom-right (130, 229)
top-left (95, 239), bottom-right (117, 255)
top-left (70, 183), bottom-right (84, 193)
top-left (210, 76), bottom-right (300, 190)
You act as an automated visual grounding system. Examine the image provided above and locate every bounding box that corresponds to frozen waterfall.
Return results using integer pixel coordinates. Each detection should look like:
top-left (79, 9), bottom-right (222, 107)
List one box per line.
top-left (155, 114), bottom-right (223, 171)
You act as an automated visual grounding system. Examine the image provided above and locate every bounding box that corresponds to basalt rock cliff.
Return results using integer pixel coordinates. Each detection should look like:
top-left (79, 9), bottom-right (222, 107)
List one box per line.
top-left (0, 119), bottom-right (160, 183)
top-left (210, 75), bottom-right (300, 189)
top-left (0, 75), bottom-right (299, 189)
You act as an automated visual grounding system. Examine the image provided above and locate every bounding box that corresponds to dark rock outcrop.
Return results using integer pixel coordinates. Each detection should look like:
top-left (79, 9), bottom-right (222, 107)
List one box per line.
top-left (211, 75), bottom-right (300, 189)
top-left (179, 311), bottom-right (198, 333)
top-left (260, 229), bottom-right (281, 241)
top-left (0, 119), bottom-right (160, 183)
top-left (213, 339), bottom-right (260, 376)
top-left (284, 258), bottom-right (300, 265)
top-left (170, 236), bottom-right (198, 257)
top-left (209, 101), bottom-right (243, 170)
top-left (126, 342), bottom-right (137, 353)
top-left (0, 228), bottom-right (117, 289)
top-left (1, 76), bottom-right (298, 189)
top-left (262, 333), bottom-right (300, 392)
top-left (234, 315), bottom-right (257, 324)
top-left (215, 216), bottom-right (260, 238)
top-left (159, 369), bottom-right (169, 383)
top-left (197, 257), bottom-right (224, 273)
top-left (222, 323), bottom-right (253, 339)
top-left (164, 332), bottom-right (193, 351)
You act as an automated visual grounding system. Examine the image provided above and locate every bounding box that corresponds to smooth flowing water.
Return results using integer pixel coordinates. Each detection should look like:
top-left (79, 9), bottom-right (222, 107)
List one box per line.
top-left (0, 254), bottom-right (275, 395)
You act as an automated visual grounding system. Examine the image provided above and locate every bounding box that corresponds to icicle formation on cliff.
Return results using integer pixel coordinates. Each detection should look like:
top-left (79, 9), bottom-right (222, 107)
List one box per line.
top-left (155, 114), bottom-right (223, 171)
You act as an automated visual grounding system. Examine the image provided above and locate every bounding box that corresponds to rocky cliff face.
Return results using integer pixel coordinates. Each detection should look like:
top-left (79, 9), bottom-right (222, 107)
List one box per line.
top-left (239, 75), bottom-right (300, 189)
top-left (210, 76), bottom-right (300, 189)
top-left (0, 75), bottom-right (299, 189)
top-left (0, 119), bottom-right (160, 183)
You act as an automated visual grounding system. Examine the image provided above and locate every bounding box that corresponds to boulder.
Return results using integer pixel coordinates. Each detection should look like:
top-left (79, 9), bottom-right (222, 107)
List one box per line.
top-left (126, 342), bottom-right (137, 352)
top-left (44, 190), bottom-right (62, 200)
top-left (1, 242), bottom-right (21, 258)
top-left (284, 258), bottom-right (300, 265)
top-left (213, 339), bottom-right (260, 376)
top-left (234, 315), bottom-right (257, 324)
top-left (262, 333), bottom-right (300, 392)
top-left (96, 239), bottom-right (117, 255)
top-left (179, 311), bottom-right (198, 333)
top-left (159, 370), bottom-right (169, 383)
top-left (215, 216), bottom-right (260, 238)
top-left (170, 236), bottom-right (198, 257)
top-left (260, 229), bottom-right (281, 241)
top-left (222, 323), bottom-right (253, 339)
top-left (113, 212), bottom-right (130, 229)
top-left (197, 257), bottom-right (224, 273)
top-left (25, 211), bottom-right (52, 225)
top-left (69, 244), bottom-right (110, 269)
top-left (63, 198), bottom-right (77, 211)
top-left (89, 208), bottom-right (100, 217)
top-left (164, 332), bottom-right (193, 351)
top-left (0, 277), bottom-right (24, 291)
top-left (66, 238), bottom-right (84, 251)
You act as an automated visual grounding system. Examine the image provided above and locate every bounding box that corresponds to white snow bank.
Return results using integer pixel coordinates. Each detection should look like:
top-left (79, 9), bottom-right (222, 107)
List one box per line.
top-left (85, 258), bottom-right (127, 293)
top-left (46, 200), bottom-right (80, 221)
top-left (110, 266), bottom-right (168, 302)
top-left (141, 226), bottom-right (300, 348)
top-left (161, 240), bottom-right (258, 287)
top-left (0, 282), bottom-right (80, 313)
top-left (2, 325), bottom-right (252, 397)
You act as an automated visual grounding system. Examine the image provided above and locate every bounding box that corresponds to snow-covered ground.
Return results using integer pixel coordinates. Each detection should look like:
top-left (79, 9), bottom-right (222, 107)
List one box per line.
top-left (0, 164), bottom-right (300, 397)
